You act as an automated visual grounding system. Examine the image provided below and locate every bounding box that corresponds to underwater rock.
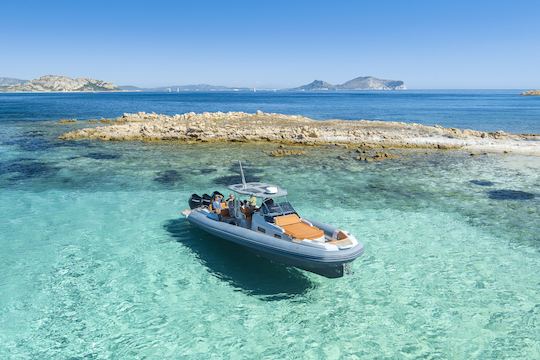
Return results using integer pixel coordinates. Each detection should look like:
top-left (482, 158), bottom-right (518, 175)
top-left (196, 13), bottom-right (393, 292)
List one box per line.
top-left (470, 180), bottom-right (495, 186)
top-left (197, 168), bottom-right (218, 174)
top-left (4, 133), bottom-right (91, 152)
top-left (487, 189), bottom-right (535, 200)
top-left (373, 152), bottom-right (399, 160)
top-left (4, 136), bottom-right (55, 151)
top-left (23, 130), bottom-right (47, 137)
top-left (60, 140), bottom-right (94, 149)
top-left (0, 159), bottom-right (58, 180)
top-left (57, 119), bottom-right (77, 124)
top-left (154, 170), bottom-right (183, 185)
top-left (269, 149), bottom-right (306, 157)
top-left (83, 152), bottom-right (121, 160)
top-left (356, 151), bottom-right (399, 162)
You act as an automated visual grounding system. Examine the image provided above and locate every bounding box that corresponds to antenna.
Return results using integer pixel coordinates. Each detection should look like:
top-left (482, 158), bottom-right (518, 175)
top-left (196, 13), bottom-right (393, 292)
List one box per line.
top-left (239, 161), bottom-right (247, 189)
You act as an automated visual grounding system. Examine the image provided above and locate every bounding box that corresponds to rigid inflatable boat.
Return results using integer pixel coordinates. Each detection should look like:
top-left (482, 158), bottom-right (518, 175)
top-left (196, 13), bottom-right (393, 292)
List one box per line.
top-left (182, 163), bottom-right (364, 278)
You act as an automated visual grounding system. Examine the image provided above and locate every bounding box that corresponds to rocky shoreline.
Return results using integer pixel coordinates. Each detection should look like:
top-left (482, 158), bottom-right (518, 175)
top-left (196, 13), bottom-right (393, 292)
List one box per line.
top-left (59, 111), bottom-right (540, 156)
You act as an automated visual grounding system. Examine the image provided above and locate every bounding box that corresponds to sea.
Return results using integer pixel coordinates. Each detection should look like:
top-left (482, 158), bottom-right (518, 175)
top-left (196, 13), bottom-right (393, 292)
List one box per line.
top-left (0, 90), bottom-right (539, 358)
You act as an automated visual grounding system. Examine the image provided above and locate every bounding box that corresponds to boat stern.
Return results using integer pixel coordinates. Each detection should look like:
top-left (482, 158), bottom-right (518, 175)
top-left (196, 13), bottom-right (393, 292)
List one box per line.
top-left (181, 209), bottom-right (192, 218)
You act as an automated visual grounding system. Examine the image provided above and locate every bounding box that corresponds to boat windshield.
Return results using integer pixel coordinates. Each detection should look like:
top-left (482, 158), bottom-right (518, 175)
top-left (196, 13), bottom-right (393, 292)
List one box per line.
top-left (261, 196), bottom-right (296, 216)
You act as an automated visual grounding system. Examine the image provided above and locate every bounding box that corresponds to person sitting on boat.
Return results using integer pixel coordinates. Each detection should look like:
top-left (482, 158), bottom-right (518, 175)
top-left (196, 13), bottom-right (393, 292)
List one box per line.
top-left (212, 195), bottom-right (222, 214)
top-left (241, 200), bottom-right (250, 214)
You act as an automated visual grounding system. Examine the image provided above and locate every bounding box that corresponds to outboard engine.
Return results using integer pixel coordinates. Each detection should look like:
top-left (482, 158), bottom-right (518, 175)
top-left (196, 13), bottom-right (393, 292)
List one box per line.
top-left (189, 194), bottom-right (203, 209)
top-left (190, 191), bottom-right (222, 209)
top-left (201, 193), bottom-right (212, 206)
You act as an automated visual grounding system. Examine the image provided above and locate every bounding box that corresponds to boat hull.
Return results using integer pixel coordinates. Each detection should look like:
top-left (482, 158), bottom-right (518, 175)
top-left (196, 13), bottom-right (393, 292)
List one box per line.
top-left (185, 209), bottom-right (364, 278)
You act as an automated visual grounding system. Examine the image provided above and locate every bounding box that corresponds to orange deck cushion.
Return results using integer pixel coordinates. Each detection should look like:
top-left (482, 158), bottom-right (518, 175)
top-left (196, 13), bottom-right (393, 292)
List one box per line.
top-left (275, 214), bottom-right (301, 226)
top-left (275, 214), bottom-right (324, 240)
top-left (282, 223), bottom-right (324, 240)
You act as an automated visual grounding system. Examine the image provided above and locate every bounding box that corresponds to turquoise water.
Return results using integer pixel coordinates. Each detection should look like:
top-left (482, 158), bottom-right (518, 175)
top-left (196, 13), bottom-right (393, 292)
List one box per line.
top-left (1, 93), bottom-right (539, 358)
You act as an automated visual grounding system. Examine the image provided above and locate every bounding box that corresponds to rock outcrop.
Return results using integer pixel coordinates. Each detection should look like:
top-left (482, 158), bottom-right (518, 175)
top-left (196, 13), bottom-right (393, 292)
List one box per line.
top-left (521, 90), bottom-right (540, 96)
top-left (1, 75), bottom-right (118, 92)
top-left (58, 111), bottom-right (540, 155)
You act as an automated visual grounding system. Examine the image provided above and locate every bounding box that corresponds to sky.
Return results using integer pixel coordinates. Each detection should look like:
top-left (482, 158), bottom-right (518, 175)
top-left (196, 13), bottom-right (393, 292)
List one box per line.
top-left (1, 0), bottom-right (539, 89)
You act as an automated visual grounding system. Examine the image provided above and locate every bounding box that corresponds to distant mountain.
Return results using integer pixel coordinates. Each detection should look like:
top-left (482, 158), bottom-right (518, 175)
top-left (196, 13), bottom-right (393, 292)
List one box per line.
top-left (337, 76), bottom-right (405, 90)
top-left (1, 75), bottom-right (118, 92)
top-left (291, 76), bottom-right (406, 91)
top-left (118, 85), bottom-right (142, 91)
top-left (119, 84), bottom-right (251, 92)
top-left (0, 74), bottom-right (405, 92)
top-left (293, 80), bottom-right (335, 91)
top-left (0, 77), bottom-right (28, 86)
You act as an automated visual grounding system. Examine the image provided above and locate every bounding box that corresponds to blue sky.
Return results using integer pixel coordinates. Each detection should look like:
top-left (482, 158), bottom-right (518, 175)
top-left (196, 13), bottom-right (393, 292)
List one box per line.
top-left (1, 0), bottom-right (539, 88)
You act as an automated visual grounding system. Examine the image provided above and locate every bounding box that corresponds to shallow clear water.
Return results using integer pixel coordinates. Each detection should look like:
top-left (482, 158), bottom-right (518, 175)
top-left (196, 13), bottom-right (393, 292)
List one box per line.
top-left (0, 93), bottom-right (539, 358)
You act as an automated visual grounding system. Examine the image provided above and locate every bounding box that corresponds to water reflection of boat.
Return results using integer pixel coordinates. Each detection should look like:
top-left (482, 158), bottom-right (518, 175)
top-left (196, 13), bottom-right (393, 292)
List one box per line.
top-left (182, 162), bottom-right (364, 278)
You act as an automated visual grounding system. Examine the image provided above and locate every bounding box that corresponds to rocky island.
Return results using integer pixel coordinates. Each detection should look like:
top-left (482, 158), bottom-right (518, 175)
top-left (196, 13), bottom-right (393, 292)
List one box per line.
top-left (59, 111), bottom-right (540, 155)
top-left (0, 75), bottom-right (118, 92)
top-left (521, 90), bottom-right (540, 96)
top-left (1, 74), bottom-right (406, 92)
top-left (291, 76), bottom-right (406, 91)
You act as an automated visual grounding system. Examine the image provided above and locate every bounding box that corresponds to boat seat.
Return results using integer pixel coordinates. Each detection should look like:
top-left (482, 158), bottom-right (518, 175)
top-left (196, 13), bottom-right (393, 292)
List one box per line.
top-left (274, 214), bottom-right (301, 226)
top-left (275, 214), bottom-right (324, 240)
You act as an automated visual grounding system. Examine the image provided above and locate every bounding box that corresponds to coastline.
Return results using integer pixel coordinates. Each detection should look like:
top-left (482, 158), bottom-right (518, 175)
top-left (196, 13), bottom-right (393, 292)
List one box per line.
top-left (0, 90), bottom-right (136, 94)
top-left (59, 111), bottom-right (540, 156)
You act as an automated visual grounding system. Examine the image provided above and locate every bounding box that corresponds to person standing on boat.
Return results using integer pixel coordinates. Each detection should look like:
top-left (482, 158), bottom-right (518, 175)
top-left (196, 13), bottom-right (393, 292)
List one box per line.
top-left (227, 194), bottom-right (235, 212)
top-left (248, 194), bottom-right (257, 208)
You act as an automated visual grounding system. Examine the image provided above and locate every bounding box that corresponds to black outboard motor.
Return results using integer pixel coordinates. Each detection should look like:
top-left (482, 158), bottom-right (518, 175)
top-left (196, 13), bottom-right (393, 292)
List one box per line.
top-left (189, 194), bottom-right (203, 209)
top-left (201, 193), bottom-right (212, 206)
top-left (190, 191), bottom-right (222, 209)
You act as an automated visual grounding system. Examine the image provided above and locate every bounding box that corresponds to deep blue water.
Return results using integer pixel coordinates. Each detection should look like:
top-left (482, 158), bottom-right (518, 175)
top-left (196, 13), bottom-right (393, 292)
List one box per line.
top-left (1, 90), bottom-right (539, 133)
